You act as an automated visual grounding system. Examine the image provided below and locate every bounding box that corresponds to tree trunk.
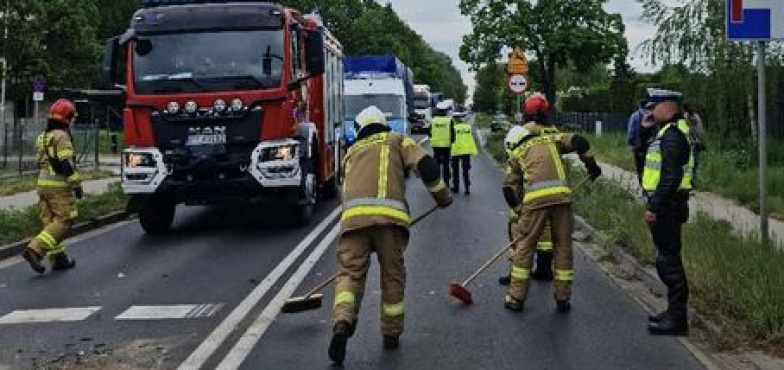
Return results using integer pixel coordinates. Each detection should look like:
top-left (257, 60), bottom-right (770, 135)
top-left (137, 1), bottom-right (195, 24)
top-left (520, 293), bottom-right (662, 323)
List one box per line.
top-left (543, 57), bottom-right (557, 108)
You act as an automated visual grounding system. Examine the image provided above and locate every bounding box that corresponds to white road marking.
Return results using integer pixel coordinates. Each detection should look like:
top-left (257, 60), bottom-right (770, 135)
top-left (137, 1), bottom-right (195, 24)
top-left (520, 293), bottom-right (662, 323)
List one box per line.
top-left (178, 206), bottom-right (341, 370)
top-left (418, 136), bottom-right (430, 145)
top-left (116, 304), bottom-right (224, 320)
top-left (0, 306), bottom-right (101, 324)
top-left (216, 224), bottom-right (341, 370)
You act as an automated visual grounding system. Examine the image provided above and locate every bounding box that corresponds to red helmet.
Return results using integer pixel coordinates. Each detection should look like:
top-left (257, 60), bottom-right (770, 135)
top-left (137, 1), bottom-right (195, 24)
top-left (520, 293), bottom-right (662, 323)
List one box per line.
top-left (48, 98), bottom-right (77, 124)
top-left (523, 93), bottom-right (550, 116)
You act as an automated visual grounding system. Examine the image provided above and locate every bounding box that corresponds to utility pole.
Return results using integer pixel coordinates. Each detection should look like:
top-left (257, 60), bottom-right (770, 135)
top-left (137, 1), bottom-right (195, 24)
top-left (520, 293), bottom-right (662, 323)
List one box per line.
top-left (1, 0), bottom-right (9, 168)
top-left (757, 41), bottom-right (768, 246)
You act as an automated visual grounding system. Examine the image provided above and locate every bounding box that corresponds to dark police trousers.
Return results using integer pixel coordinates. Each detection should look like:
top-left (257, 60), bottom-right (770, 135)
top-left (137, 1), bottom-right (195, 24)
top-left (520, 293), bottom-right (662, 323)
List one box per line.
top-left (432, 147), bottom-right (451, 186)
top-left (451, 155), bottom-right (471, 192)
top-left (648, 198), bottom-right (689, 318)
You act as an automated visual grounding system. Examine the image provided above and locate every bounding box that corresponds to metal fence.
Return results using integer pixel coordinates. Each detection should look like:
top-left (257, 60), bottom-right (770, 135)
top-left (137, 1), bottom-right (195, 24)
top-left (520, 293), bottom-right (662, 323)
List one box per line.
top-left (554, 112), bottom-right (629, 134)
top-left (0, 100), bottom-right (122, 179)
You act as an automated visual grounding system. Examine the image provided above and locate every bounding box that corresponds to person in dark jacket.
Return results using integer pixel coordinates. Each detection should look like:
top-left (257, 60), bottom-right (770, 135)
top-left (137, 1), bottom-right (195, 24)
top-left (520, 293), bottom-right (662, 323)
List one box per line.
top-left (627, 100), bottom-right (650, 185)
top-left (639, 88), bottom-right (694, 336)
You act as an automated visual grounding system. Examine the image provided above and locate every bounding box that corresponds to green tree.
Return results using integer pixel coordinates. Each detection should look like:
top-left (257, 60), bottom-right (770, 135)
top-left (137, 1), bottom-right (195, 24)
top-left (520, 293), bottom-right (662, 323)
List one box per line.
top-left (459, 0), bottom-right (627, 107)
top-left (42, 0), bottom-right (102, 88)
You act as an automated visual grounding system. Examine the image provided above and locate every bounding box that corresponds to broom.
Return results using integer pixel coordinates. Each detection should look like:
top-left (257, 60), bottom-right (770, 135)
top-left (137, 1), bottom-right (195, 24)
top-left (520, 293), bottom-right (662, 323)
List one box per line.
top-left (281, 204), bottom-right (440, 314)
top-left (448, 176), bottom-right (592, 305)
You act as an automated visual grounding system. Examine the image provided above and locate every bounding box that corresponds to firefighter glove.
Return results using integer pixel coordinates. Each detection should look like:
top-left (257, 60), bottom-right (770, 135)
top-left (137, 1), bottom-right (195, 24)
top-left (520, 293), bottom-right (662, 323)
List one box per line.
top-left (582, 155), bottom-right (602, 181)
top-left (73, 185), bottom-right (84, 200)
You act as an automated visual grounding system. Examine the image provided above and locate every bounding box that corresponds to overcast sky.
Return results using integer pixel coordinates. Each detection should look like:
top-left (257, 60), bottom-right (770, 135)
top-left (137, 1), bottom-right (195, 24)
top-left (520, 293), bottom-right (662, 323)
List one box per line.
top-left (386, 0), bottom-right (664, 97)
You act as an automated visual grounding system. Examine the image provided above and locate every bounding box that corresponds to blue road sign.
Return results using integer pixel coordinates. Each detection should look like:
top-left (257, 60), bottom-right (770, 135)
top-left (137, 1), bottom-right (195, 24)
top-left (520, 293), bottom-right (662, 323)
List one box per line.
top-left (727, 0), bottom-right (784, 41)
top-left (32, 77), bottom-right (46, 92)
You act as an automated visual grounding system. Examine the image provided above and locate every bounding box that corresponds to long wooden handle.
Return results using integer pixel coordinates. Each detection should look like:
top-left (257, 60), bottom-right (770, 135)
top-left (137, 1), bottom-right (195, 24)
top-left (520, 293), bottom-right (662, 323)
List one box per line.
top-left (305, 206), bottom-right (439, 298)
top-left (461, 239), bottom-right (517, 287)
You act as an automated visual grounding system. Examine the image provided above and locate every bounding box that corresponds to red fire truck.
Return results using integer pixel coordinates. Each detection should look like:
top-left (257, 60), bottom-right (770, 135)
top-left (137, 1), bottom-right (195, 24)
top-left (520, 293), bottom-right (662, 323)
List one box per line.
top-left (103, 0), bottom-right (344, 233)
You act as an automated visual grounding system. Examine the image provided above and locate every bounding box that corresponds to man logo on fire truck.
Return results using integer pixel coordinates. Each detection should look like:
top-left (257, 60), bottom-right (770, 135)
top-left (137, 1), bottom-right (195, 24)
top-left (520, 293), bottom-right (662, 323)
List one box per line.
top-left (103, 0), bottom-right (344, 233)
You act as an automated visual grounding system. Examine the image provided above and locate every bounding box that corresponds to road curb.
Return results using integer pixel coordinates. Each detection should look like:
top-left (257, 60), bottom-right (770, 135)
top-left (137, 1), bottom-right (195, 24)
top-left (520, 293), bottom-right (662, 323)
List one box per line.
top-left (0, 211), bottom-right (131, 261)
top-left (573, 215), bottom-right (724, 370)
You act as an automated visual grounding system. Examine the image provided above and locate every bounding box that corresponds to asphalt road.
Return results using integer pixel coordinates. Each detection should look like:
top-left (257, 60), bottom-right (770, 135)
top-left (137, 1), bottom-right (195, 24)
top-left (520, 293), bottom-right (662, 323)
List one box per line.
top-left (0, 133), bottom-right (705, 370)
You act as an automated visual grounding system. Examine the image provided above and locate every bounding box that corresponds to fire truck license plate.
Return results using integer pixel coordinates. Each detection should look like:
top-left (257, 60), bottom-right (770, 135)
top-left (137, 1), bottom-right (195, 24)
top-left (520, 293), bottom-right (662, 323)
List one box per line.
top-left (186, 134), bottom-right (227, 146)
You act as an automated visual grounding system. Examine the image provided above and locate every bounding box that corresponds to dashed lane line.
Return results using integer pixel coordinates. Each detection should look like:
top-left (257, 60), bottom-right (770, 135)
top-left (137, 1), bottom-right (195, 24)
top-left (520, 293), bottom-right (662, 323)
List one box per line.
top-left (115, 304), bottom-right (224, 320)
top-left (177, 206), bottom-right (341, 370)
top-left (216, 224), bottom-right (341, 369)
top-left (0, 307), bottom-right (101, 324)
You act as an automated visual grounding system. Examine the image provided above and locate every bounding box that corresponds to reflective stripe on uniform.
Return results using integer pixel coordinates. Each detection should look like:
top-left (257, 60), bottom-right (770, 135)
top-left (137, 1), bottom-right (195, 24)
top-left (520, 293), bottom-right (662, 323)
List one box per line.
top-left (341, 206), bottom-right (411, 224)
top-left (36, 179), bottom-right (70, 187)
top-left (427, 179), bottom-right (446, 193)
top-left (524, 179), bottom-right (568, 192)
top-left (382, 301), bottom-right (404, 317)
top-left (46, 244), bottom-right (66, 256)
top-left (344, 198), bottom-right (408, 212)
top-left (549, 144), bottom-right (566, 180)
top-left (537, 241), bottom-right (553, 251)
top-left (36, 231), bottom-right (57, 250)
top-left (555, 269), bottom-right (574, 281)
top-left (523, 186), bottom-right (572, 203)
top-left (510, 266), bottom-right (530, 280)
top-left (402, 137), bottom-right (417, 148)
top-left (57, 149), bottom-right (74, 158)
top-left (378, 145), bottom-right (390, 198)
top-left (334, 291), bottom-right (355, 306)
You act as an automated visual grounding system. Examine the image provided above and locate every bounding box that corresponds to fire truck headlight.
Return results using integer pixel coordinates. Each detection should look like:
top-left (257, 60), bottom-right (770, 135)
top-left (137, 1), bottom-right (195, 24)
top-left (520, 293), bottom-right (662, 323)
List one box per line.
top-left (185, 101), bottom-right (198, 114)
top-left (261, 144), bottom-right (298, 162)
top-left (166, 101), bottom-right (180, 115)
top-left (125, 152), bottom-right (156, 168)
top-left (231, 98), bottom-right (244, 112)
top-left (213, 99), bottom-right (227, 113)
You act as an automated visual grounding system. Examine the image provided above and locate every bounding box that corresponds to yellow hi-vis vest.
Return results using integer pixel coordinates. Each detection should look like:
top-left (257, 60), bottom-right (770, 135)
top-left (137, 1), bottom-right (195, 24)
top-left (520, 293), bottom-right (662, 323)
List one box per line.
top-left (35, 131), bottom-right (80, 187)
top-left (430, 116), bottom-right (451, 148)
top-left (642, 120), bottom-right (694, 192)
top-left (451, 123), bottom-right (478, 156)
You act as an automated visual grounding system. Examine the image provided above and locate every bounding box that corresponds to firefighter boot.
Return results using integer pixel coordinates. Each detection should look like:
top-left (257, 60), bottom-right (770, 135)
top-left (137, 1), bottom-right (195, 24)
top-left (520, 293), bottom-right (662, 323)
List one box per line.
top-left (503, 295), bottom-right (524, 312)
top-left (329, 321), bottom-right (352, 365)
top-left (556, 299), bottom-right (571, 313)
top-left (648, 311), bottom-right (667, 323)
top-left (22, 248), bottom-right (46, 274)
top-left (498, 274), bottom-right (511, 286)
top-left (531, 251), bottom-right (554, 281)
top-left (50, 252), bottom-right (76, 271)
top-left (383, 335), bottom-right (399, 350)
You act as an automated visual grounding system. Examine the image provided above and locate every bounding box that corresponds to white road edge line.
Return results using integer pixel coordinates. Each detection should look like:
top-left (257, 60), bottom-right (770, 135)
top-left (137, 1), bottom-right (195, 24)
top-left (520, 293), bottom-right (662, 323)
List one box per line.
top-left (178, 206), bottom-right (341, 370)
top-left (418, 137), bottom-right (429, 145)
top-left (216, 224), bottom-right (341, 370)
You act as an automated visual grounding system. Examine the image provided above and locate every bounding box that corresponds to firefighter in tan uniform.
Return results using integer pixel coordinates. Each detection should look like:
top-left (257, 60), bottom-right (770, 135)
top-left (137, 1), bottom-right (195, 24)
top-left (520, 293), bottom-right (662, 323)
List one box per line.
top-left (21, 99), bottom-right (82, 273)
top-left (499, 94), bottom-right (560, 285)
top-left (502, 124), bottom-right (601, 312)
top-left (329, 106), bottom-right (452, 365)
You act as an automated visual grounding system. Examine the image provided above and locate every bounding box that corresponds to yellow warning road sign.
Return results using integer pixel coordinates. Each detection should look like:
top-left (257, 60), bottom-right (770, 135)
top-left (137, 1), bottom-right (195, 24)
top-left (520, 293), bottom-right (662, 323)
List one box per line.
top-left (507, 47), bottom-right (529, 75)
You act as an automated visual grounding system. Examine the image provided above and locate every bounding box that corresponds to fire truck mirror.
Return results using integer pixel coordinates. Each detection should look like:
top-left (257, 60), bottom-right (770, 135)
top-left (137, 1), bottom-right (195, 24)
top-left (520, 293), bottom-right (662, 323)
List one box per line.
top-left (102, 37), bottom-right (120, 87)
top-left (305, 31), bottom-right (325, 76)
top-left (135, 39), bottom-right (153, 56)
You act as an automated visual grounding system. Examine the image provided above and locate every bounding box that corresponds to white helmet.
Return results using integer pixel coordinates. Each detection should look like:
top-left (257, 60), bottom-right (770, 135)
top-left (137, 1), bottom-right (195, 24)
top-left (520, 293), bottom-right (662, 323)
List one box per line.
top-left (355, 105), bottom-right (387, 128)
top-left (504, 125), bottom-right (531, 153)
top-left (435, 101), bottom-right (452, 111)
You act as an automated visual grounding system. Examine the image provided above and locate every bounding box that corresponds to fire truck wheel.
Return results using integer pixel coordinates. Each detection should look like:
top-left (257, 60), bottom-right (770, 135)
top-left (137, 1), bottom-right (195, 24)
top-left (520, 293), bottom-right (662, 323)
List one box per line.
top-left (294, 156), bottom-right (317, 225)
top-left (139, 202), bottom-right (176, 234)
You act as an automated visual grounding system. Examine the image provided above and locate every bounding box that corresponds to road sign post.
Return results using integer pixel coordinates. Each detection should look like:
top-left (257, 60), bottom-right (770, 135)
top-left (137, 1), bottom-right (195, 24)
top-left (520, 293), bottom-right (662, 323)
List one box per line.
top-left (726, 0), bottom-right (782, 244)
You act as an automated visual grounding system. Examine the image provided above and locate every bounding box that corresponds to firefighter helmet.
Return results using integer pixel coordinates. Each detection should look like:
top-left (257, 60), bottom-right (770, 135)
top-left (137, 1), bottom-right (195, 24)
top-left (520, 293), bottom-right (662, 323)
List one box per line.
top-left (48, 99), bottom-right (77, 124)
top-left (355, 105), bottom-right (387, 128)
top-left (523, 93), bottom-right (550, 116)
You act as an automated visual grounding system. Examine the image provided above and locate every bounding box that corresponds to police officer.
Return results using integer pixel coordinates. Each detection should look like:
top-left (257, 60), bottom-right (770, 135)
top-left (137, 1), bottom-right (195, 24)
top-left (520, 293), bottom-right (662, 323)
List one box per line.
top-left (329, 106), bottom-right (452, 365)
top-left (499, 94), bottom-right (560, 285)
top-left (428, 101), bottom-right (455, 187)
top-left (449, 110), bottom-right (477, 195)
top-left (21, 99), bottom-right (82, 273)
top-left (640, 89), bottom-right (694, 336)
top-left (502, 124), bottom-right (601, 312)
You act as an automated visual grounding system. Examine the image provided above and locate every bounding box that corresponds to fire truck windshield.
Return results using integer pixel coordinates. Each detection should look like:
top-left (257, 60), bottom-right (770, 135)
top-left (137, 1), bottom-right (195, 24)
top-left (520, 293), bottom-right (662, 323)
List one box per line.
top-left (132, 30), bottom-right (285, 94)
top-left (345, 95), bottom-right (406, 121)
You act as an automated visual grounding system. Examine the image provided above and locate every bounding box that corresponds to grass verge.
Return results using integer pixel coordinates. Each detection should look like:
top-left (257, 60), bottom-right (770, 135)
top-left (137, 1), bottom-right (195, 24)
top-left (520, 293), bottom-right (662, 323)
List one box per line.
top-left (485, 131), bottom-right (784, 354)
top-left (0, 170), bottom-right (116, 197)
top-left (474, 113), bottom-right (491, 130)
top-left (588, 132), bottom-right (784, 219)
top-left (0, 182), bottom-right (127, 246)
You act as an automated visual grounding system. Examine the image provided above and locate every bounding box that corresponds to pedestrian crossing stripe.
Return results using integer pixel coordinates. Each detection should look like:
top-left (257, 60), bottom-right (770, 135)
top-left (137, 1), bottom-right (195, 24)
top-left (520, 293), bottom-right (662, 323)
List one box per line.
top-left (0, 306), bottom-right (101, 324)
top-left (115, 304), bottom-right (224, 320)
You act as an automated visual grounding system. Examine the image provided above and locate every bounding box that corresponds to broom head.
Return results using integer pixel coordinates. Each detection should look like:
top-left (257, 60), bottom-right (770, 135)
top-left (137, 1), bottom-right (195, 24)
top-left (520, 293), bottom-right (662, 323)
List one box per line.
top-left (281, 293), bottom-right (324, 314)
top-left (448, 282), bottom-right (473, 305)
